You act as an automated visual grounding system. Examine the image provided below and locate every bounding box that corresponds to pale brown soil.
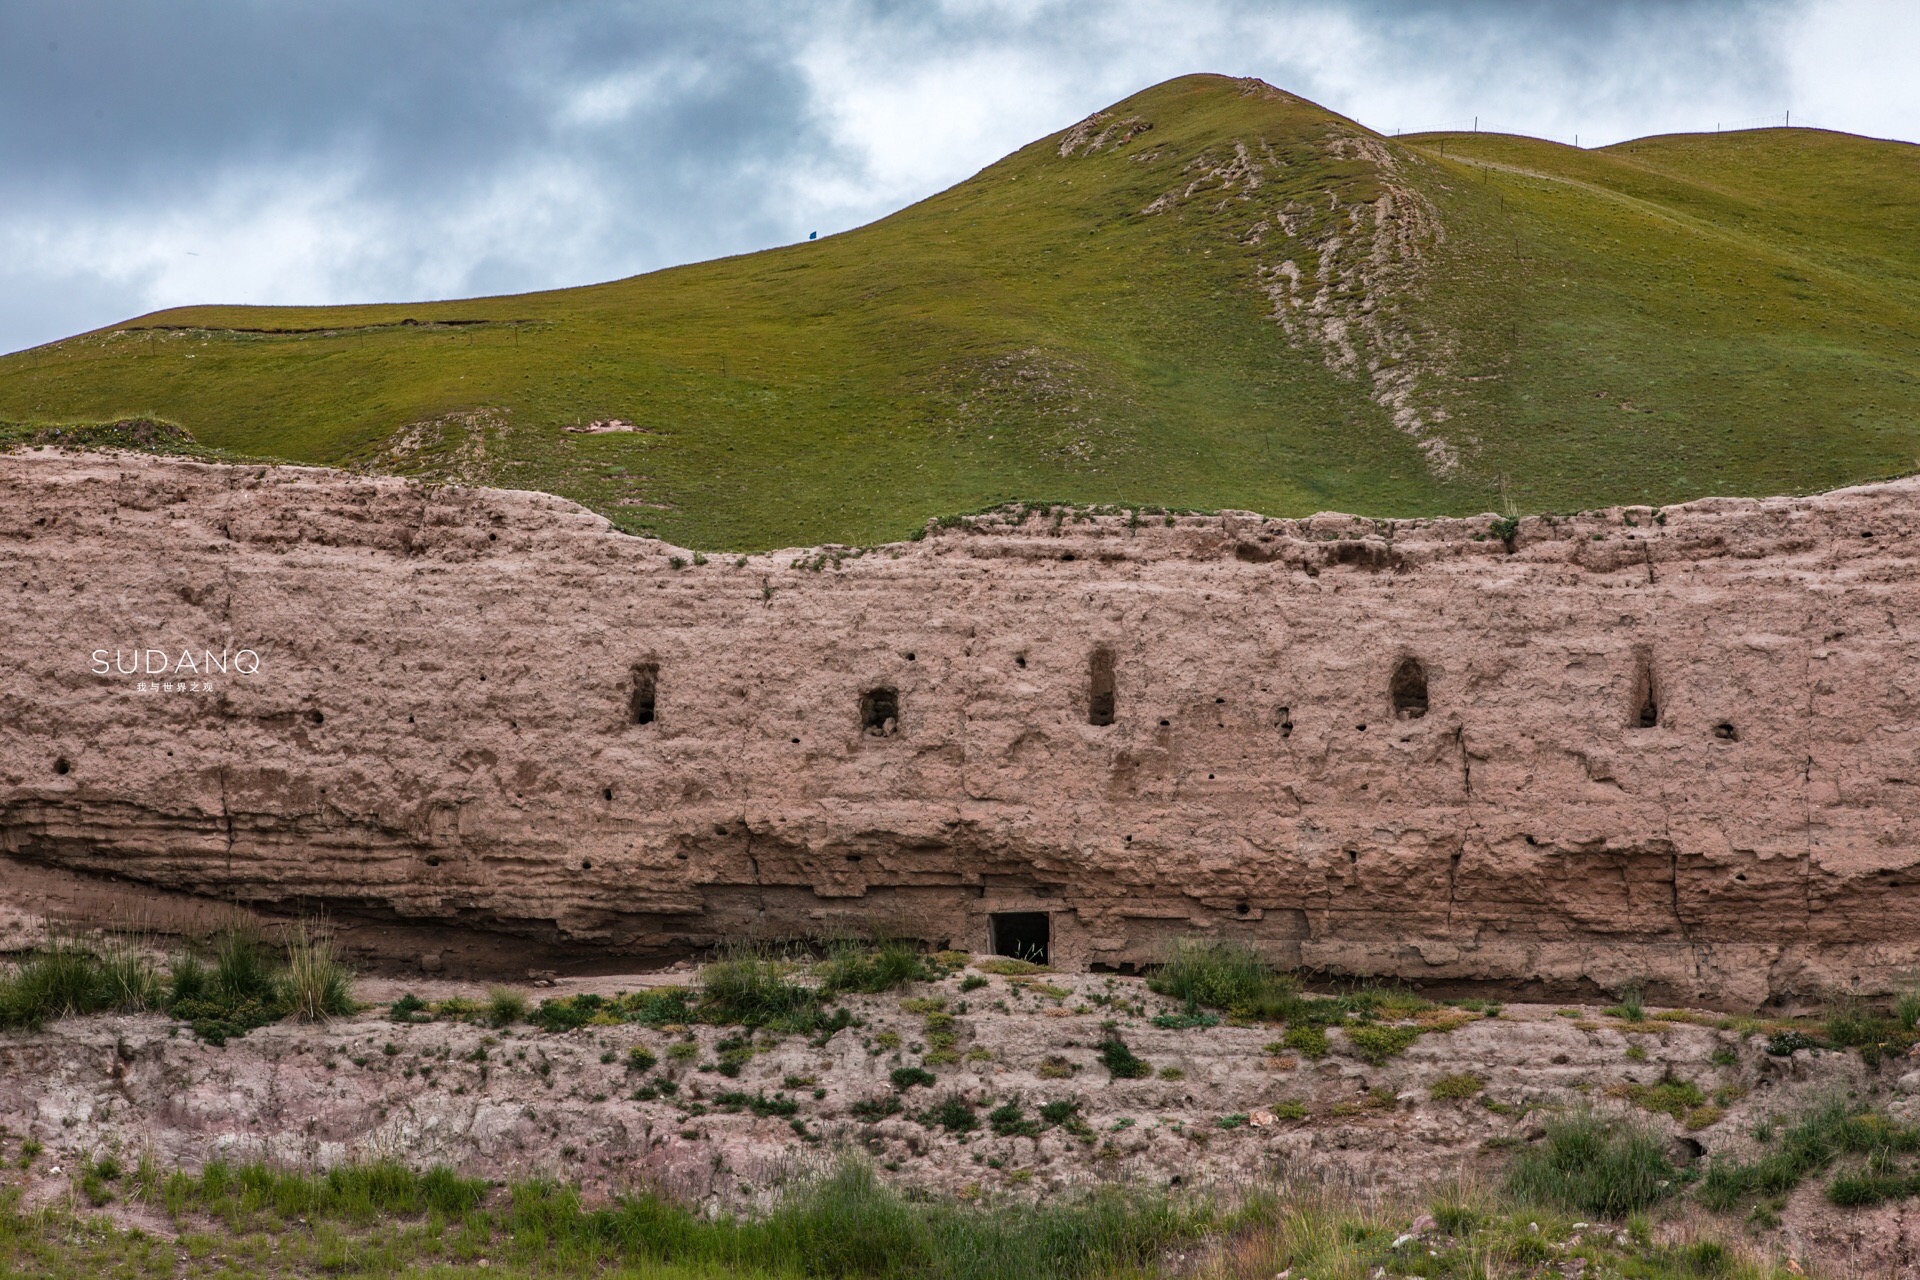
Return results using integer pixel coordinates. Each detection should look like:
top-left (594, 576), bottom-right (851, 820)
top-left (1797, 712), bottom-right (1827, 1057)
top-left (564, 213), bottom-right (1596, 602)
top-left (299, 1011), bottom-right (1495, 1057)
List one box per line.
top-left (6, 959), bottom-right (1917, 1277)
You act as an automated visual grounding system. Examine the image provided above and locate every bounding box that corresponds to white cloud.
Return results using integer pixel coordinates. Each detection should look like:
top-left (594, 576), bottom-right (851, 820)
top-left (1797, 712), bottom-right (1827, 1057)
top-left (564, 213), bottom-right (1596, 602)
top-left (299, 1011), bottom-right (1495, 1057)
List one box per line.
top-left (1783, 0), bottom-right (1920, 139)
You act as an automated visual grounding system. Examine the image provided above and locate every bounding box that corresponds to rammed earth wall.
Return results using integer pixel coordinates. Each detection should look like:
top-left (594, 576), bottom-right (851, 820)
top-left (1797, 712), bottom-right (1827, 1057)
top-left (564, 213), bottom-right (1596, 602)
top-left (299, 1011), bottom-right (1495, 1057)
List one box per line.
top-left (4, 451), bottom-right (1919, 1007)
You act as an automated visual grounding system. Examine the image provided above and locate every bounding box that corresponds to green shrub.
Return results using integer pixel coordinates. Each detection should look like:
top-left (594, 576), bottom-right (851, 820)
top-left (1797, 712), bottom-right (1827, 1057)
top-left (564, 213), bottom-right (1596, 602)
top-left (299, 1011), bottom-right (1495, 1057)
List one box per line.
top-left (1278, 1024), bottom-right (1328, 1059)
top-left (816, 939), bottom-right (931, 995)
top-left (626, 1046), bottom-right (657, 1073)
top-left (1430, 1073), bottom-right (1485, 1101)
top-left (1765, 1029), bottom-right (1821, 1056)
top-left (1147, 937), bottom-right (1297, 1017)
top-left (1505, 1111), bottom-right (1678, 1219)
top-left (1700, 1098), bottom-right (1920, 1210)
top-left (989, 1099), bottom-right (1043, 1138)
top-left (716, 1091), bottom-right (799, 1118)
top-left (1899, 989), bottom-right (1920, 1033)
top-left (1824, 998), bottom-right (1907, 1063)
top-left (1039, 1100), bottom-right (1083, 1126)
top-left (390, 993), bottom-right (430, 1024)
top-left (891, 1066), bottom-right (937, 1090)
top-left (918, 1093), bottom-right (978, 1133)
top-left (486, 986), bottom-right (530, 1027)
top-left (850, 1095), bottom-right (904, 1121)
top-left (1098, 1035), bottom-right (1150, 1080)
top-left (1344, 1024), bottom-right (1420, 1064)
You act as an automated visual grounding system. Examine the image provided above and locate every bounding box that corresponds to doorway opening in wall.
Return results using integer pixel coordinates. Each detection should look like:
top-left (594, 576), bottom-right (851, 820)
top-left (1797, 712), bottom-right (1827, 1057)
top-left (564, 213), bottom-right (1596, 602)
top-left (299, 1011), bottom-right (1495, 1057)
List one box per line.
top-left (989, 912), bottom-right (1050, 965)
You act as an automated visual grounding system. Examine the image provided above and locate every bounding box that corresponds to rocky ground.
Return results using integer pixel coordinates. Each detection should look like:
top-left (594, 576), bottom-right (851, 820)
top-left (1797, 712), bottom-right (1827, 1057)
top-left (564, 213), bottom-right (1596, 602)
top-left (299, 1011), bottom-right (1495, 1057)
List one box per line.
top-left (7, 958), bottom-right (1920, 1274)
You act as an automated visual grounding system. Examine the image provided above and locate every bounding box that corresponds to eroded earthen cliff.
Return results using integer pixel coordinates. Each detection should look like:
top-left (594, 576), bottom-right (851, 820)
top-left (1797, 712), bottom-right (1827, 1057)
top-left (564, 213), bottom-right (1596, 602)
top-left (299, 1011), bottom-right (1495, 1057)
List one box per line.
top-left (5, 451), bottom-right (1919, 1006)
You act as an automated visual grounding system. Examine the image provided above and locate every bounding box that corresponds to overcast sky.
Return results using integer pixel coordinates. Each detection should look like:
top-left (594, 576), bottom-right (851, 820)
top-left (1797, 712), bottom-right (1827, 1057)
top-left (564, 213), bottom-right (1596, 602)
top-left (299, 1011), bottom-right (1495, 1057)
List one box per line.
top-left (2, 0), bottom-right (1914, 355)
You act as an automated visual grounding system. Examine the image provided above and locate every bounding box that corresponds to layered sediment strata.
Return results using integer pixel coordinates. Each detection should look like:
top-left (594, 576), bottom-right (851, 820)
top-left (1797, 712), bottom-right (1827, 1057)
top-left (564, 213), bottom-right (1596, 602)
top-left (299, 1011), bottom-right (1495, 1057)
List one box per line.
top-left (4, 451), bottom-right (1920, 1007)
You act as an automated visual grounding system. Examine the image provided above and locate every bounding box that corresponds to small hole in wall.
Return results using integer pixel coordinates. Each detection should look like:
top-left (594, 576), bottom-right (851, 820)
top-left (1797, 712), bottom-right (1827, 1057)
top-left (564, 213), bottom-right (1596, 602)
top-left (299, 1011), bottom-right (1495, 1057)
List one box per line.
top-left (1714, 722), bottom-right (1739, 741)
top-left (1525, 835), bottom-right (1541, 846)
top-left (407, 715), bottom-right (415, 724)
top-left (1346, 850), bottom-right (1358, 866)
top-left (1214, 697), bottom-right (1225, 704)
top-left (308, 710), bottom-right (324, 726)
top-left (425, 855), bottom-right (442, 867)
top-left (602, 787), bottom-right (613, 801)
top-left (488, 532), bottom-right (497, 541)
top-left (581, 860), bottom-right (592, 871)
top-left (906, 652), bottom-right (916, 662)
top-left (1158, 718), bottom-right (1171, 728)
top-left (1356, 724), bottom-right (1367, 732)
top-left (53, 757), bottom-right (70, 775)
top-left (791, 737), bottom-right (800, 744)
top-left (479, 674), bottom-right (486, 682)
top-left (1208, 773), bottom-right (1215, 780)
top-left (846, 853), bottom-right (863, 863)
top-left (1277, 707), bottom-right (1293, 738)
top-left (1235, 902), bottom-right (1250, 916)
top-left (1015, 655), bottom-right (1027, 669)
top-left (1735, 873), bottom-right (1748, 882)
top-left (1124, 834), bottom-right (1133, 843)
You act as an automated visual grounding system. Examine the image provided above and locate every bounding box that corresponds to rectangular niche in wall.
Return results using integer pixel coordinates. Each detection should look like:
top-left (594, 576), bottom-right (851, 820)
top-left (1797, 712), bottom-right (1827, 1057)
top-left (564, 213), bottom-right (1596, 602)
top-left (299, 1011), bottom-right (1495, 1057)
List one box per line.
top-left (1088, 648), bottom-right (1116, 726)
top-left (989, 911), bottom-right (1050, 965)
top-left (630, 662), bottom-right (658, 725)
top-left (860, 686), bottom-right (899, 736)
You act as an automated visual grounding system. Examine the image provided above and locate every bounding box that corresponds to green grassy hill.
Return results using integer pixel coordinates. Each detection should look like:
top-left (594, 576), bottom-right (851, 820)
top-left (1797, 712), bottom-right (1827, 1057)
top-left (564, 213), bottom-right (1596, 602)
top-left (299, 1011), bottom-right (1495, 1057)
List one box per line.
top-left (3, 74), bottom-right (1916, 551)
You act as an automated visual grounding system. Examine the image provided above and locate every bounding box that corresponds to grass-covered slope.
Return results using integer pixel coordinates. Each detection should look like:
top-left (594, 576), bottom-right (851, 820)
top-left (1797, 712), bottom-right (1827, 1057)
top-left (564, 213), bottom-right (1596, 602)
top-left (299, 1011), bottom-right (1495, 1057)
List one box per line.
top-left (2, 74), bottom-right (1916, 550)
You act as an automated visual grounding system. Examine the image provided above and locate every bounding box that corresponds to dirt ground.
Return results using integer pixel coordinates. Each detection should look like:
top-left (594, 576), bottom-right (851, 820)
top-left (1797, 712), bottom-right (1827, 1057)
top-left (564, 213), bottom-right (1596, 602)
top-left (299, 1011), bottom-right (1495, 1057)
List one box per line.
top-left (9, 959), bottom-right (1920, 1273)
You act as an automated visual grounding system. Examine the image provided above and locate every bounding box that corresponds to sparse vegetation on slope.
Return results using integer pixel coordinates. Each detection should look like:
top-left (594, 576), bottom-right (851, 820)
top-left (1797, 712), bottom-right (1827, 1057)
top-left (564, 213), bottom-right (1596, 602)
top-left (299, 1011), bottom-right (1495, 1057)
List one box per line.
top-left (6, 75), bottom-right (1911, 549)
top-left (0, 927), bottom-right (353, 1042)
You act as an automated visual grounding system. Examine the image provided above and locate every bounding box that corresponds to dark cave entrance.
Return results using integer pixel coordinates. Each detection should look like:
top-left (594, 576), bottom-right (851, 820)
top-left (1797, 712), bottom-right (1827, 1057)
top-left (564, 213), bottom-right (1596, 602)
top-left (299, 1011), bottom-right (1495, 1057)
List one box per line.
top-left (989, 911), bottom-right (1050, 965)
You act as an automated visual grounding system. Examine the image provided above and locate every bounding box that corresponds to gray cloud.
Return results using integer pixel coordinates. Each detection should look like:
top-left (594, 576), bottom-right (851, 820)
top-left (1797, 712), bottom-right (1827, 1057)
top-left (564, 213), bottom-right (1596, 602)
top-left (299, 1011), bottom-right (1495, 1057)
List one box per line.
top-left (1, 0), bottom-right (1909, 355)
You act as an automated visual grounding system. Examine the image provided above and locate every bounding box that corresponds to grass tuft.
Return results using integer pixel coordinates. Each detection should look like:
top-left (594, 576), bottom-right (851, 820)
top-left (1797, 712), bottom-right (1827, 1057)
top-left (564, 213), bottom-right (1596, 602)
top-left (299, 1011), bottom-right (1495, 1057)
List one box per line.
top-left (1505, 1111), bottom-right (1678, 1219)
top-left (1147, 936), bottom-right (1299, 1018)
top-left (278, 925), bottom-right (354, 1022)
top-left (816, 939), bottom-right (932, 996)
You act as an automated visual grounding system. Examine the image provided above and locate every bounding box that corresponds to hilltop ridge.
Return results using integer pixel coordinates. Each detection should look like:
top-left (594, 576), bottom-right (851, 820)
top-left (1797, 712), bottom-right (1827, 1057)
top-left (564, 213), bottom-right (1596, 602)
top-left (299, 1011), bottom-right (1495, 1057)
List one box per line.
top-left (2, 73), bottom-right (1916, 551)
